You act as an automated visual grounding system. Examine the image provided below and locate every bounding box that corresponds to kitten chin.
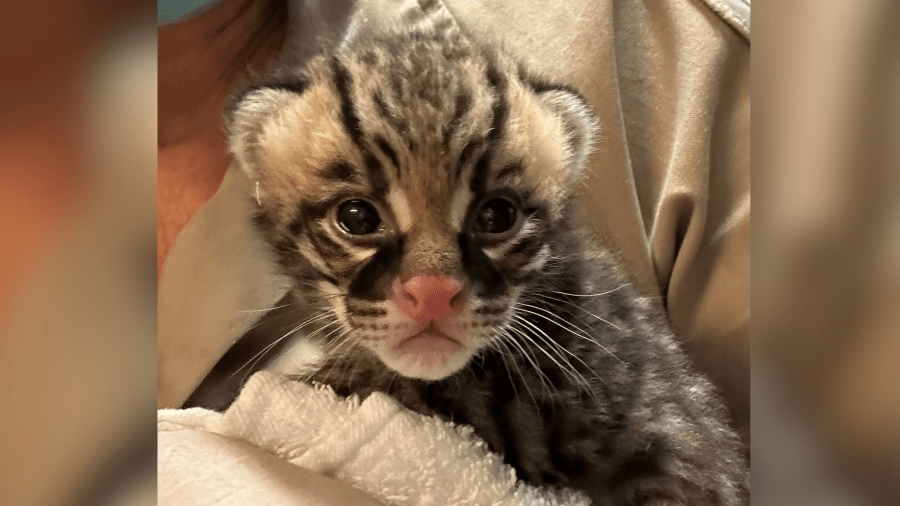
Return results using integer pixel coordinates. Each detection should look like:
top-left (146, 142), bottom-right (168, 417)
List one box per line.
top-left (346, 299), bottom-right (485, 381)
top-left (367, 327), bottom-right (475, 381)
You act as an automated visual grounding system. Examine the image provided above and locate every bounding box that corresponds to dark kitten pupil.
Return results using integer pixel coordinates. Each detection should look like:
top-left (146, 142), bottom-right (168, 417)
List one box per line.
top-left (476, 198), bottom-right (517, 234)
top-left (337, 199), bottom-right (381, 235)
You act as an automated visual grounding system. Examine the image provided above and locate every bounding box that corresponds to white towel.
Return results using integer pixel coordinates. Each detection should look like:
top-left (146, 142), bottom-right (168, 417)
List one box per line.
top-left (158, 371), bottom-right (589, 506)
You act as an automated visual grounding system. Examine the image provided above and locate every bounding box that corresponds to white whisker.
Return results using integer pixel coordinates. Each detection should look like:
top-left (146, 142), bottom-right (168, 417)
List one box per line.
top-left (545, 284), bottom-right (627, 298)
top-left (510, 310), bottom-right (605, 387)
top-left (515, 298), bottom-right (627, 366)
top-left (509, 317), bottom-right (586, 392)
top-left (520, 293), bottom-right (599, 338)
top-left (238, 303), bottom-right (293, 313)
top-left (531, 292), bottom-right (624, 332)
top-left (498, 327), bottom-right (556, 398)
top-left (494, 330), bottom-right (538, 406)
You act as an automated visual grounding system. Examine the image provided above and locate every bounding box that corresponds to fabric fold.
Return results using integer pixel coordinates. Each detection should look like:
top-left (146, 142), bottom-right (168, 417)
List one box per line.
top-left (158, 371), bottom-right (591, 506)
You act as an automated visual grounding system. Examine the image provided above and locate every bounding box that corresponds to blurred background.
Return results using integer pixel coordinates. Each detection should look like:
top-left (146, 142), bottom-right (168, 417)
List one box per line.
top-left (0, 1), bottom-right (157, 505)
top-left (0, 0), bottom-right (896, 504)
top-left (753, 1), bottom-right (899, 505)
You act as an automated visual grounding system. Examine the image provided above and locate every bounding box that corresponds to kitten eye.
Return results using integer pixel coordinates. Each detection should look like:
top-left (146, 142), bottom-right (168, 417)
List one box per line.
top-left (475, 198), bottom-right (518, 234)
top-left (337, 199), bottom-right (381, 235)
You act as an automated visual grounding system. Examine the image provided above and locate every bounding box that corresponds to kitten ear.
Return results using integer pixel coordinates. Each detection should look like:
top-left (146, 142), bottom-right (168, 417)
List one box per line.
top-left (225, 79), bottom-right (309, 179)
top-left (531, 83), bottom-right (598, 179)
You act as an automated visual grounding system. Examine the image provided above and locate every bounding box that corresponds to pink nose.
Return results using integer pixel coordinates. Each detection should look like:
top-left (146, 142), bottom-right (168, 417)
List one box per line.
top-left (393, 276), bottom-right (463, 321)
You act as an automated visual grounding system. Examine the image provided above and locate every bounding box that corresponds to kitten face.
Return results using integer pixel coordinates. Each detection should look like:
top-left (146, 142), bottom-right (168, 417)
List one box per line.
top-left (228, 30), bottom-right (596, 380)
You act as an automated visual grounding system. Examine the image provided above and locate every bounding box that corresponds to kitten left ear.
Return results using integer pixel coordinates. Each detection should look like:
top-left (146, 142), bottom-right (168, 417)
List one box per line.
top-left (225, 79), bottom-right (309, 179)
top-left (532, 84), bottom-right (598, 178)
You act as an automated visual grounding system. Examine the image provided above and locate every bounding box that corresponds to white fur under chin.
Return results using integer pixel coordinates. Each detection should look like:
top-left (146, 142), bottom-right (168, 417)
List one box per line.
top-left (371, 344), bottom-right (476, 381)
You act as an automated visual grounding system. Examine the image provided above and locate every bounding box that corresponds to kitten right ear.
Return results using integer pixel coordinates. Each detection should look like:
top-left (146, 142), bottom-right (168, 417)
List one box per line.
top-left (527, 81), bottom-right (598, 179)
top-left (225, 79), bottom-right (309, 179)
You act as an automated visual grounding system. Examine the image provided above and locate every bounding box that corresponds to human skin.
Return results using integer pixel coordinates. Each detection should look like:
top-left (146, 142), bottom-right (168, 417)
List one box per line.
top-left (158, 0), bottom-right (286, 278)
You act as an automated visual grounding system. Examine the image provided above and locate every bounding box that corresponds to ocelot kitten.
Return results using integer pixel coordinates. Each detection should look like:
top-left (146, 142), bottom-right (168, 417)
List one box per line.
top-left (227, 27), bottom-right (749, 506)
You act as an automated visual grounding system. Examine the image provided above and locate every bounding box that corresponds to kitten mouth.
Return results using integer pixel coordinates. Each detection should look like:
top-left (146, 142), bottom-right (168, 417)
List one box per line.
top-left (374, 320), bottom-right (473, 380)
top-left (394, 322), bottom-right (463, 357)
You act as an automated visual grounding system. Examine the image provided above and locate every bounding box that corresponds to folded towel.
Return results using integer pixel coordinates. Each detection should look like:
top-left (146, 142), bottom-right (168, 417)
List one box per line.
top-left (158, 371), bottom-right (589, 506)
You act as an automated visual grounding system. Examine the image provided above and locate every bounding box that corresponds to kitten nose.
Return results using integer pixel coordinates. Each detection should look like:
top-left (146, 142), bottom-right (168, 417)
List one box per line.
top-left (393, 276), bottom-right (463, 321)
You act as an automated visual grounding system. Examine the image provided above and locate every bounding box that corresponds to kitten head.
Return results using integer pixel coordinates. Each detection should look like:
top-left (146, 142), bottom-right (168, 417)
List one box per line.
top-left (227, 29), bottom-right (597, 380)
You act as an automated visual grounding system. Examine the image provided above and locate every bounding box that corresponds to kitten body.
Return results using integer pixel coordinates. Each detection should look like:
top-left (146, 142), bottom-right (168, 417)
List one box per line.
top-left (227, 27), bottom-right (748, 505)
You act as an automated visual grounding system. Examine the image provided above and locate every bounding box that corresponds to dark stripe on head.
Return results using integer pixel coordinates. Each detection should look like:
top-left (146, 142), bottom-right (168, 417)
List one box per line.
top-left (469, 150), bottom-right (493, 194)
top-left (495, 161), bottom-right (524, 183)
top-left (442, 92), bottom-right (471, 148)
top-left (373, 93), bottom-right (413, 151)
top-left (461, 63), bottom-right (507, 193)
top-left (347, 236), bottom-right (406, 300)
top-left (455, 139), bottom-right (482, 181)
top-left (319, 161), bottom-right (356, 182)
top-left (485, 63), bottom-right (508, 142)
top-left (458, 231), bottom-right (508, 298)
top-left (331, 58), bottom-right (363, 145)
top-left (373, 94), bottom-right (393, 124)
top-left (363, 151), bottom-right (390, 197)
top-left (373, 136), bottom-right (401, 179)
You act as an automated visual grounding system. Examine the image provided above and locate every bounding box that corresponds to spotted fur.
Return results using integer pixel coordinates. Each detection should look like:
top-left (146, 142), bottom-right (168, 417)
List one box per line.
top-left (227, 27), bottom-right (748, 505)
